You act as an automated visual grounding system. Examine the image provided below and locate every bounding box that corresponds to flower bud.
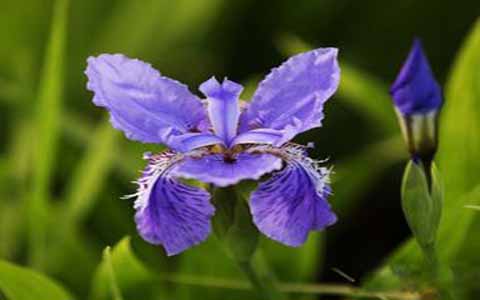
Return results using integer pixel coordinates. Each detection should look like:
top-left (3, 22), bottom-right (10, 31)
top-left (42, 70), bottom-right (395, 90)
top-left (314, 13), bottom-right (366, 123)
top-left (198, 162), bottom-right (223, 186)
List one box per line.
top-left (390, 39), bottom-right (442, 163)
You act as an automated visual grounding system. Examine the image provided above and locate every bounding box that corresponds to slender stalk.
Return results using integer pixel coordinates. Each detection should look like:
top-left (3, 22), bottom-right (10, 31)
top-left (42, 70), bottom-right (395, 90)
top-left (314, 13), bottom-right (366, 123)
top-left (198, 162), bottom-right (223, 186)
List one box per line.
top-left (156, 272), bottom-right (421, 300)
top-left (237, 261), bottom-right (283, 300)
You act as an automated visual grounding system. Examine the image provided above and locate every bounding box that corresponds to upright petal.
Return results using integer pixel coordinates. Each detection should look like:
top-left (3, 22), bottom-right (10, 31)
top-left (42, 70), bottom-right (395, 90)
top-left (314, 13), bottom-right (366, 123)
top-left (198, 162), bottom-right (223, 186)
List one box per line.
top-left (390, 39), bottom-right (442, 116)
top-left (86, 54), bottom-right (209, 150)
top-left (250, 154), bottom-right (336, 246)
top-left (170, 152), bottom-right (282, 187)
top-left (133, 152), bottom-right (215, 256)
top-left (200, 77), bottom-right (243, 146)
top-left (240, 48), bottom-right (340, 144)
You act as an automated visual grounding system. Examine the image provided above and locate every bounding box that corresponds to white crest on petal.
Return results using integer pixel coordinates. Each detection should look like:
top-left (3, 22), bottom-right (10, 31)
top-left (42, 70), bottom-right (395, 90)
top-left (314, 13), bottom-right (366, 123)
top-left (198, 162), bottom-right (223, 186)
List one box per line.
top-left (123, 151), bottom-right (184, 211)
top-left (246, 143), bottom-right (331, 195)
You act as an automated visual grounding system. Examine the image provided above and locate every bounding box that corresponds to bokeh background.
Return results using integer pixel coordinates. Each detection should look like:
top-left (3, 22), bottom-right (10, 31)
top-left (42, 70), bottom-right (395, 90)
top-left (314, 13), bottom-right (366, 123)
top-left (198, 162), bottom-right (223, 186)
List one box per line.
top-left (1, 0), bottom-right (479, 299)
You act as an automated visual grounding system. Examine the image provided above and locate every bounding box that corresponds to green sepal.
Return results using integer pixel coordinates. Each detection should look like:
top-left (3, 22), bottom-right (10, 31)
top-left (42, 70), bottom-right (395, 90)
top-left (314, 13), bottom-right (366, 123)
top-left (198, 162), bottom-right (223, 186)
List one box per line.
top-left (401, 160), bottom-right (443, 261)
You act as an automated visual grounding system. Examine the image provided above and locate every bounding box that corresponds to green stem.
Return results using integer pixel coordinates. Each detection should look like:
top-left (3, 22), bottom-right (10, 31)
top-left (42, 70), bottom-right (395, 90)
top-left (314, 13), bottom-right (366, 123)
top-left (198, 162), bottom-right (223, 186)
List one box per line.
top-left (237, 260), bottom-right (282, 300)
top-left (156, 272), bottom-right (420, 300)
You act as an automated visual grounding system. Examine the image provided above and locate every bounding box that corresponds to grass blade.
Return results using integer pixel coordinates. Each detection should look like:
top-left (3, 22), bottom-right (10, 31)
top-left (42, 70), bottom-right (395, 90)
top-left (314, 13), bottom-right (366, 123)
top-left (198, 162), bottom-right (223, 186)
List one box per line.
top-left (63, 120), bottom-right (119, 225)
top-left (436, 18), bottom-right (480, 261)
top-left (28, 0), bottom-right (69, 269)
top-left (0, 259), bottom-right (73, 300)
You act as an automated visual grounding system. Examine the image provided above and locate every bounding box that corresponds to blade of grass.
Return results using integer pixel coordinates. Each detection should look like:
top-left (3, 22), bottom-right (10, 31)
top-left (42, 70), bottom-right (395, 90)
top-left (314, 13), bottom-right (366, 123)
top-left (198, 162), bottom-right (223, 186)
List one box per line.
top-left (464, 205), bottom-right (480, 210)
top-left (46, 120), bottom-right (119, 272)
top-left (0, 259), bottom-right (73, 300)
top-left (63, 119), bottom-right (119, 224)
top-left (28, 0), bottom-right (69, 269)
top-left (436, 18), bottom-right (480, 261)
top-left (103, 247), bottom-right (124, 300)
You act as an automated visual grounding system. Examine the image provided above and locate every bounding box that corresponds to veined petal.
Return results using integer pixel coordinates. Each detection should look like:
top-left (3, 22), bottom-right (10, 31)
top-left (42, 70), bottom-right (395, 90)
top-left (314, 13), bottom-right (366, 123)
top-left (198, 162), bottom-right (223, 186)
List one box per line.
top-left (249, 149), bottom-right (336, 246)
top-left (200, 77), bottom-right (243, 146)
top-left (133, 152), bottom-right (215, 256)
top-left (240, 48), bottom-right (340, 144)
top-left (170, 152), bottom-right (282, 187)
top-left (86, 54), bottom-right (209, 150)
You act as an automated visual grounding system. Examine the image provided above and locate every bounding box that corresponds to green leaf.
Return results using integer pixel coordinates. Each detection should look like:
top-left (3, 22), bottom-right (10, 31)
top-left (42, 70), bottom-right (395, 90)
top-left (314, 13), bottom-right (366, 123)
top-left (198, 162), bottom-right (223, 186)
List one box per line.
top-left (28, 0), bottom-right (69, 269)
top-left (90, 237), bottom-right (164, 300)
top-left (464, 205), bottom-right (480, 210)
top-left (400, 161), bottom-right (442, 261)
top-left (0, 260), bottom-right (73, 300)
top-left (100, 247), bottom-right (124, 300)
top-left (63, 120), bottom-right (119, 225)
top-left (437, 18), bottom-right (480, 261)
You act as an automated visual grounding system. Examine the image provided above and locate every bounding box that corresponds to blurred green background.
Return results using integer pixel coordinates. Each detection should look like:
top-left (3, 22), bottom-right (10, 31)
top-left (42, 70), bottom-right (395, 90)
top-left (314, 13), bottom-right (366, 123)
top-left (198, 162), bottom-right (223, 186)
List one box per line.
top-left (1, 0), bottom-right (480, 299)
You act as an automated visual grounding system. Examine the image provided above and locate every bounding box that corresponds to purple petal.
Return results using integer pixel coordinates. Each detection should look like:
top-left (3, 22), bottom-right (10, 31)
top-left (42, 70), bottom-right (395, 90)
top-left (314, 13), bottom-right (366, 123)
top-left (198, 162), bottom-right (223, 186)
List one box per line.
top-left (170, 152), bottom-right (282, 187)
top-left (230, 128), bottom-right (284, 146)
top-left (168, 132), bottom-right (225, 152)
top-left (250, 160), bottom-right (336, 246)
top-left (200, 77), bottom-right (243, 146)
top-left (240, 48), bottom-right (340, 144)
top-left (86, 54), bottom-right (209, 149)
top-left (134, 166), bottom-right (214, 256)
top-left (390, 39), bottom-right (442, 116)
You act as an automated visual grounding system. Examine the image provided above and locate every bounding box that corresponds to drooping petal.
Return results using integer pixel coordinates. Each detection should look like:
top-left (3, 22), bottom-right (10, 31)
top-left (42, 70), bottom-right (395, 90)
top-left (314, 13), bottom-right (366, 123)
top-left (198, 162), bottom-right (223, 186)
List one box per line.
top-left (240, 48), bottom-right (340, 144)
top-left (200, 77), bottom-right (243, 146)
top-left (170, 152), bottom-right (282, 187)
top-left (390, 39), bottom-right (442, 116)
top-left (249, 154), bottom-right (336, 246)
top-left (86, 54), bottom-right (210, 150)
top-left (133, 153), bottom-right (215, 256)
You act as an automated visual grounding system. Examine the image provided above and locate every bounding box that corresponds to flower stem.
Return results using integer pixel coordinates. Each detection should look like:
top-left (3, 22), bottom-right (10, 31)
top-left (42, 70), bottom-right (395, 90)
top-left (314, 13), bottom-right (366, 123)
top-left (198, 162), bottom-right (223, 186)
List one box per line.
top-left (156, 272), bottom-right (421, 300)
top-left (237, 260), bottom-right (284, 300)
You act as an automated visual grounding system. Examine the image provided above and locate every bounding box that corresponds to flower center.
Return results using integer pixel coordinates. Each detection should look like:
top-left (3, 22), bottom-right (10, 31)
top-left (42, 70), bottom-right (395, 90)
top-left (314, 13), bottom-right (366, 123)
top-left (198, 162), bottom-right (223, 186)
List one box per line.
top-left (210, 144), bottom-right (244, 163)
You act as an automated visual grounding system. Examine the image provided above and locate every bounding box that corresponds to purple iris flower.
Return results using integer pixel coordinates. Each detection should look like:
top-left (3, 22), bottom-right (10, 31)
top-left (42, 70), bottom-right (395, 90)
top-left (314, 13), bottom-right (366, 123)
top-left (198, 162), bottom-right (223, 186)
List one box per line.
top-left (85, 49), bottom-right (340, 256)
top-left (390, 39), bottom-right (442, 116)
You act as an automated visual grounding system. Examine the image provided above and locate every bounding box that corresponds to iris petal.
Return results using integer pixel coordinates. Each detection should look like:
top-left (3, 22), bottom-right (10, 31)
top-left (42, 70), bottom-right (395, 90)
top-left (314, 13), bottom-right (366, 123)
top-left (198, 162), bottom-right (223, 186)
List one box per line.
top-left (200, 77), bottom-right (243, 146)
top-left (250, 158), bottom-right (336, 246)
top-left (230, 128), bottom-right (284, 146)
top-left (168, 132), bottom-right (225, 152)
top-left (86, 54), bottom-right (209, 150)
top-left (240, 48), bottom-right (340, 145)
top-left (170, 152), bottom-right (282, 187)
top-left (133, 154), bottom-right (215, 256)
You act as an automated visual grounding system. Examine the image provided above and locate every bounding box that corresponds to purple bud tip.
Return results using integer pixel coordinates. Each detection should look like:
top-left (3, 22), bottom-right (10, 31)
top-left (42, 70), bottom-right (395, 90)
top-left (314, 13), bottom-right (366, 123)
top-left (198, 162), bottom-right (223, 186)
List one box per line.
top-left (390, 39), bottom-right (442, 116)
